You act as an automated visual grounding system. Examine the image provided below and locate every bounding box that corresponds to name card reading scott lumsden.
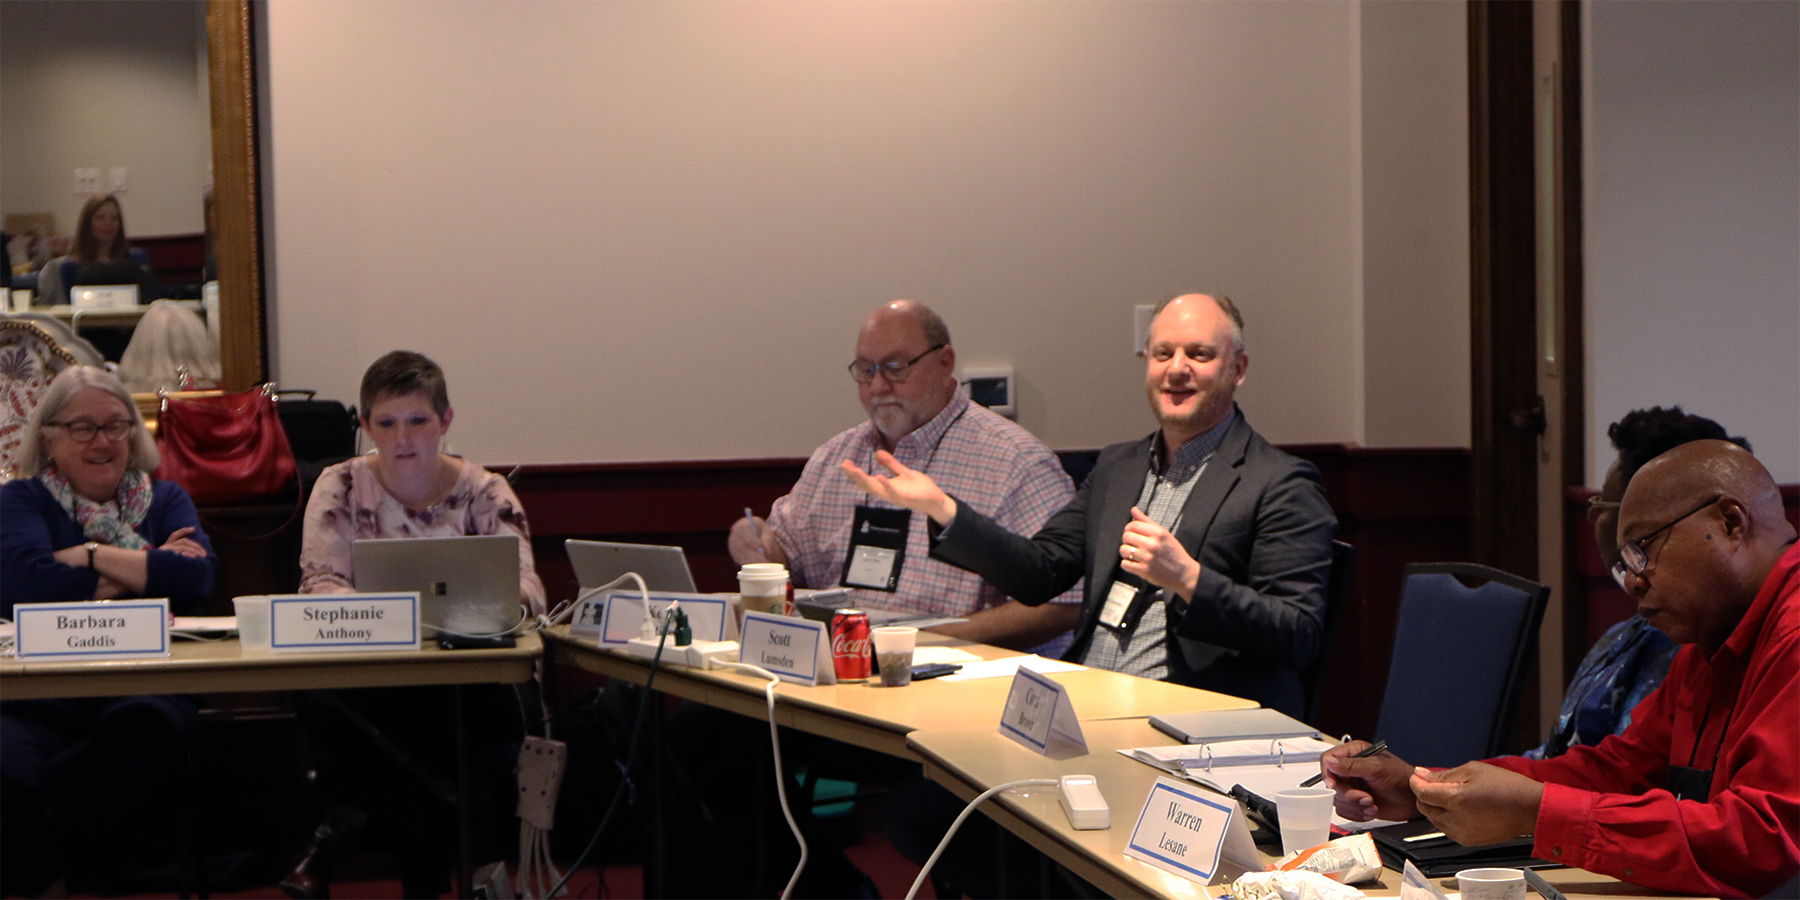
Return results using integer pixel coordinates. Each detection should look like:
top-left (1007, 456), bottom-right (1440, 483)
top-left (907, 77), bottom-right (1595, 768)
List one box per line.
top-left (737, 611), bottom-right (833, 685)
top-left (14, 599), bottom-right (170, 660)
top-left (268, 593), bottom-right (420, 652)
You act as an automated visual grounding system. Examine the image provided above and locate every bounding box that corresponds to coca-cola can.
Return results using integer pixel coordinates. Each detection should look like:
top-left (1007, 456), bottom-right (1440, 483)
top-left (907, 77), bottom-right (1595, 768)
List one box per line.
top-left (829, 609), bottom-right (873, 682)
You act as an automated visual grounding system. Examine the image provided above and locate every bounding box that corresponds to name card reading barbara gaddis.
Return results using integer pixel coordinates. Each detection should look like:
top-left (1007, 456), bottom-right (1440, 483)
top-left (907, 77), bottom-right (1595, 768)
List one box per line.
top-left (268, 593), bottom-right (419, 652)
top-left (14, 599), bottom-right (171, 659)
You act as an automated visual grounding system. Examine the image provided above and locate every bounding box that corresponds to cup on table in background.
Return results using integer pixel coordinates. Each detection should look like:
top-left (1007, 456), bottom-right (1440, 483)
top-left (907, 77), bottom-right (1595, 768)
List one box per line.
top-left (1272, 787), bottom-right (1335, 856)
top-left (871, 626), bottom-right (918, 687)
top-left (737, 562), bottom-right (794, 617)
top-left (233, 595), bottom-right (271, 651)
top-left (1456, 868), bottom-right (1526, 900)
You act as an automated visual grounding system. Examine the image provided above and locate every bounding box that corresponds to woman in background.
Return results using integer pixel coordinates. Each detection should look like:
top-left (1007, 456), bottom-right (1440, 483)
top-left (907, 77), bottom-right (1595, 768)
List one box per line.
top-left (35, 194), bottom-right (152, 307)
top-left (0, 365), bottom-right (216, 895)
top-left (286, 350), bottom-right (543, 898)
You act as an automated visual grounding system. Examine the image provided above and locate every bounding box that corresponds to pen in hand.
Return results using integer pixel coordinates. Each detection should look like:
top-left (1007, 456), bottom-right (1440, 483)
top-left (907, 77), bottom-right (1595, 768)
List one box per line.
top-left (1301, 738), bottom-right (1388, 788)
top-left (741, 507), bottom-right (767, 561)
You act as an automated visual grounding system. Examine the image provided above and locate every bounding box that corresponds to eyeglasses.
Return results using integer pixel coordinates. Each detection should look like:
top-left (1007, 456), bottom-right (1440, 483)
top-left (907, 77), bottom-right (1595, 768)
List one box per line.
top-left (848, 344), bottom-right (945, 384)
top-left (47, 419), bottom-right (134, 442)
top-left (1585, 496), bottom-right (1621, 524)
top-left (1618, 494), bottom-right (1721, 578)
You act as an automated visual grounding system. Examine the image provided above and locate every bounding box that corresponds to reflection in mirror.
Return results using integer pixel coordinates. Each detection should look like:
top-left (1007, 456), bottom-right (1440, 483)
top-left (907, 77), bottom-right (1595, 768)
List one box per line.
top-left (0, 0), bottom-right (262, 396)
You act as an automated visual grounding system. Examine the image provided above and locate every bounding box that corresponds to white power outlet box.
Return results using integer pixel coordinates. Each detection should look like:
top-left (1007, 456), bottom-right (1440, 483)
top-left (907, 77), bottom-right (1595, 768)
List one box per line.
top-left (1059, 774), bottom-right (1110, 830)
top-left (1133, 305), bottom-right (1155, 356)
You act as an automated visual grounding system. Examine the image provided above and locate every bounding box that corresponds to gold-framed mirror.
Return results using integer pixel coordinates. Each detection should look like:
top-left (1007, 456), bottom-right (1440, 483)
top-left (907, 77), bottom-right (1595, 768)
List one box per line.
top-left (206, 0), bottom-right (263, 391)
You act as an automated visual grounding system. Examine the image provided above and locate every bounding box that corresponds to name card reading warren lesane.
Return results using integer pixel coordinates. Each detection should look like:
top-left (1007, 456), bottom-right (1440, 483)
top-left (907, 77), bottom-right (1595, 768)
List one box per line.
top-left (1123, 775), bottom-right (1258, 886)
top-left (268, 594), bottom-right (419, 652)
top-left (737, 611), bottom-right (834, 686)
top-left (999, 667), bottom-right (1087, 755)
top-left (13, 599), bottom-right (170, 660)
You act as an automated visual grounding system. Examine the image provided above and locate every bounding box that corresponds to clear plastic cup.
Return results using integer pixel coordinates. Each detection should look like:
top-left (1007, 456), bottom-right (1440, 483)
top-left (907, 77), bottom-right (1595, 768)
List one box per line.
top-left (871, 626), bottom-right (918, 687)
top-left (1273, 787), bottom-right (1334, 855)
top-left (233, 595), bottom-right (271, 651)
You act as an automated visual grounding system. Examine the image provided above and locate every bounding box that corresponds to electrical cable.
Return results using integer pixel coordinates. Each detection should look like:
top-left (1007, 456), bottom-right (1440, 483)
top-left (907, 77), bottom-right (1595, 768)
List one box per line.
top-left (717, 662), bottom-right (809, 900)
top-left (903, 778), bottom-right (1060, 900)
top-left (543, 586), bottom-right (664, 900)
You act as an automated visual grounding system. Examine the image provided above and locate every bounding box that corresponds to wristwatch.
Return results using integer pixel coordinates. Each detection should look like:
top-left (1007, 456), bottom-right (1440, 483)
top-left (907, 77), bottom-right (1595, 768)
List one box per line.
top-left (86, 541), bottom-right (99, 568)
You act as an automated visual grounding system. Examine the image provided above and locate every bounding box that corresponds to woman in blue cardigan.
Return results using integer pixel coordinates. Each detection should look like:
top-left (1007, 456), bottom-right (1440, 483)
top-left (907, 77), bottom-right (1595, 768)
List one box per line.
top-left (0, 365), bottom-right (216, 895)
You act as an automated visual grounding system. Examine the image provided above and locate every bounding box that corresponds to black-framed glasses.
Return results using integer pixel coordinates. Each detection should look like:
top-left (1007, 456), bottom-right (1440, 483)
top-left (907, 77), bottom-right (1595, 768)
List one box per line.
top-left (47, 419), bottom-right (134, 442)
top-left (848, 344), bottom-right (945, 384)
top-left (1618, 494), bottom-right (1721, 577)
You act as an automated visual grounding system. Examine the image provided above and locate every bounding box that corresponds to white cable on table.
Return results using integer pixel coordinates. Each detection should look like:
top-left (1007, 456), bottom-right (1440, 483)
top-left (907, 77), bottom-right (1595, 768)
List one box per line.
top-left (903, 778), bottom-right (1061, 900)
top-left (717, 661), bottom-right (808, 900)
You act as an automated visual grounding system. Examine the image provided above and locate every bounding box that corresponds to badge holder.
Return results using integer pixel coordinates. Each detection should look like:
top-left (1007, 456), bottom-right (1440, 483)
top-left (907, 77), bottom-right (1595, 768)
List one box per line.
top-left (840, 505), bottom-right (910, 592)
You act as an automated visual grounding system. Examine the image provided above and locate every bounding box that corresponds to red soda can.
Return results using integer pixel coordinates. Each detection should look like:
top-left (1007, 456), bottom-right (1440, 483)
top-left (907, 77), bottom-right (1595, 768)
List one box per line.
top-left (829, 609), bottom-right (873, 682)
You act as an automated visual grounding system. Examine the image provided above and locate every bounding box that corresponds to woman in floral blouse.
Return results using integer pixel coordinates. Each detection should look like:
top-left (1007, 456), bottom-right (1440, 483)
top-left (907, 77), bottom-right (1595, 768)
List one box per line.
top-left (298, 349), bottom-right (544, 615)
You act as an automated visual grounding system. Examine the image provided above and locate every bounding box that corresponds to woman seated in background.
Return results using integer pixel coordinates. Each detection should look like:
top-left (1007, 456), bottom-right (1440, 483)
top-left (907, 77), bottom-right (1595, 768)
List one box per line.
top-left (34, 194), bottom-right (154, 307)
top-left (116, 299), bottom-right (222, 392)
top-left (0, 365), bottom-right (216, 896)
top-left (285, 350), bottom-right (543, 899)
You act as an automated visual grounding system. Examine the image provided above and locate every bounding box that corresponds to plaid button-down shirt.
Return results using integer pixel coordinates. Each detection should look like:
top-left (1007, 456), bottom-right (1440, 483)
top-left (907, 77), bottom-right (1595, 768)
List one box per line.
top-left (768, 393), bottom-right (1082, 631)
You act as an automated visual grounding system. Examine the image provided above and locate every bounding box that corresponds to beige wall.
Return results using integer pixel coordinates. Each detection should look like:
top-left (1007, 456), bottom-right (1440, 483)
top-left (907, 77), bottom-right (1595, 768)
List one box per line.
top-left (264, 0), bottom-right (1471, 464)
top-left (0, 0), bottom-right (209, 237)
top-left (1585, 0), bottom-right (1800, 483)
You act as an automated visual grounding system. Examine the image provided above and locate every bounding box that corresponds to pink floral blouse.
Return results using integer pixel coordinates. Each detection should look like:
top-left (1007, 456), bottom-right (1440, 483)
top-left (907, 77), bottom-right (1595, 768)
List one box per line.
top-left (299, 455), bottom-right (546, 615)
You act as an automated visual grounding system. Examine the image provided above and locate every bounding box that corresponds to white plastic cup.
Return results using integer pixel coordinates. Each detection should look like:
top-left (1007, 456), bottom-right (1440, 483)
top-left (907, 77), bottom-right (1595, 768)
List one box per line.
top-left (233, 595), bottom-right (271, 651)
top-left (871, 626), bottom-right (919, 687)
top-left (737, 563), bottom-right (792, 617)
top-left (1272, 787), bottom-right (1335, 856)
top-left (1456, 868), bottom-right (1526, 900)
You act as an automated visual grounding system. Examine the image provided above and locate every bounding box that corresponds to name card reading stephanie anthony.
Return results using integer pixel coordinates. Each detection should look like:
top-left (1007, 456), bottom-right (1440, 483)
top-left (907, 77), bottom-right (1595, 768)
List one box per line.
top-left (1123, 775), bottom-right (1258, 885)
top-left (737, 611), bottom-right (833, 686)
top-left (268, 593), bottom-right (419, 652)
top-left (999, 667), bottom-right (1087, 756)
top-left (14, 599), bottom-right (170, 660)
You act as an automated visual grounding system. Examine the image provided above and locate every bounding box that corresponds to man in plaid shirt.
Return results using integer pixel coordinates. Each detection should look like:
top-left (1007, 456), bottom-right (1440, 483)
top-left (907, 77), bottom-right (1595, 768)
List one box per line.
top-left (729, 300), bottom-right (1080, 652)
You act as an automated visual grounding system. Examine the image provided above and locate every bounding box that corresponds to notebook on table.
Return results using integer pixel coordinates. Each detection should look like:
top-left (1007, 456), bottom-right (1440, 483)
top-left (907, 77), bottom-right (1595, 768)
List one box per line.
top-left (352, 534), bottom-right (521, 635)
top-left (1148, 707), bottom-right (1321, 744)
top-left (566, 540), bottom-right (698, 593)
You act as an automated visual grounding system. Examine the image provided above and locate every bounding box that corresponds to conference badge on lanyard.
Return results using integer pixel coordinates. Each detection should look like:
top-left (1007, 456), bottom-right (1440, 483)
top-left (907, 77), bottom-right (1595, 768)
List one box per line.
top-left (840, 505), bottom-right (910, 592)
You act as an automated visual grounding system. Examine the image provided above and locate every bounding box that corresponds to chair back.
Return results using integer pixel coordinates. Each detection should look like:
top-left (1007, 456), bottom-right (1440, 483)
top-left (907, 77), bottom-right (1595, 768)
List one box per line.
top-left (1373, 562), bottom-right (1551, 767)
top-left (1303, 540), bottom-right (1358, 724)
top-left (0, 318), bottom-right (80, 481)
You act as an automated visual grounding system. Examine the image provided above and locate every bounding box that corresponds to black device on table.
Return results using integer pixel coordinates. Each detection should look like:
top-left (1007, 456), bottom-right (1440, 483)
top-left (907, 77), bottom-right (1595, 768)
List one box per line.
top-left (910, 663), bottom-right (961, 680)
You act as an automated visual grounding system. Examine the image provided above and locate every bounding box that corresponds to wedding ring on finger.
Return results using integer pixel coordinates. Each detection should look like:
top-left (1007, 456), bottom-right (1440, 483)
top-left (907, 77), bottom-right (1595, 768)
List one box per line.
top-left (1126, 546), bottom-right (1137, 562)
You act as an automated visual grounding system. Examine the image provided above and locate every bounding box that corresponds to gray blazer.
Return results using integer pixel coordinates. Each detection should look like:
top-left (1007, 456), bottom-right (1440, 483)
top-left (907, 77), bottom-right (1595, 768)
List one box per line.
top-left (928, 411), bottom-right (1336, 715)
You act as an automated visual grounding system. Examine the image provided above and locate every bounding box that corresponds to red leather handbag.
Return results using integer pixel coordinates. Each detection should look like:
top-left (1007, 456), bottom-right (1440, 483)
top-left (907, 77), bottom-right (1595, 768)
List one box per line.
top-left (154, 384), bottom-right (298, 506)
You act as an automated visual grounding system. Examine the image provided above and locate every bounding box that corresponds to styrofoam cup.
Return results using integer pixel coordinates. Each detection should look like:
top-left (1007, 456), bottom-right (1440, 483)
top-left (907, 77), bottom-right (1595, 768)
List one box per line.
top-left (871, 626), bottom-right (918, 687)
top-left (1273, 787), bottom-right (1335, 856)
top-left (1456, 868), bottom-right (1526, 900)
top-left (233, 595), bottom-right (271, 651)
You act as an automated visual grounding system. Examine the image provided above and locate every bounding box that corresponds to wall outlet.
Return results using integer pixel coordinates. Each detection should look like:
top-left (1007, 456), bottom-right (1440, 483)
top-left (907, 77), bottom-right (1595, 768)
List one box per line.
top-left (74, 168), bottom-right (101, 194)
top-left (109, 167), bottom-right (128, 191)
top-left (1133, 305), bottom-right (1155, 356)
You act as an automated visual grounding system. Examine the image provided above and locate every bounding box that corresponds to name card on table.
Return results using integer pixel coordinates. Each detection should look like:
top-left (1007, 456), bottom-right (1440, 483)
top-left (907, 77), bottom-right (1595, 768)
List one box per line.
top-left (1124, 775), bottom-right (1259, 885)
top-left (737, 611), bottom-right (835, 686)
top-left (998, 667), bottom-right (1088, 755)
top-left (583, 590), bottom-right (736, 645)
top-left (269, 593), bottom-right (419, 652)
top-left (14, 599), bottom-right (170, 659)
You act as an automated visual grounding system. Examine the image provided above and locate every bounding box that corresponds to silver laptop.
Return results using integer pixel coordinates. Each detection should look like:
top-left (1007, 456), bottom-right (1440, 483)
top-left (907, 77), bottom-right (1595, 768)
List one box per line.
top-left (566, 540), bottom-right (697, 593)
top-left (352, 534), bottom-right (521, 635)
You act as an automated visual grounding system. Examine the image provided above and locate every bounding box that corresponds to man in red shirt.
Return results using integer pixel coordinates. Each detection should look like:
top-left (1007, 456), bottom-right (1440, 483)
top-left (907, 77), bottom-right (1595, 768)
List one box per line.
top-left (1322, 440), bottom-right (1799, 898)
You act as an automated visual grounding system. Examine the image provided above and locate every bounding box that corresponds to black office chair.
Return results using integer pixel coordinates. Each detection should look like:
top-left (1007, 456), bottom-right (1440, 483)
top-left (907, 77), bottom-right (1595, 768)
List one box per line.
top-left (1372, 562), bottom-right (1551, 768)
top-left (1303, 540), bottom-right (1358, 725)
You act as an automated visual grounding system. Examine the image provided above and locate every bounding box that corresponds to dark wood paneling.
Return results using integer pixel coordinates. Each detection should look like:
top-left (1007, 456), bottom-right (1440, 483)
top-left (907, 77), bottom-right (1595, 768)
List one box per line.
top-left (503, 445), bottom-right (1473, 740)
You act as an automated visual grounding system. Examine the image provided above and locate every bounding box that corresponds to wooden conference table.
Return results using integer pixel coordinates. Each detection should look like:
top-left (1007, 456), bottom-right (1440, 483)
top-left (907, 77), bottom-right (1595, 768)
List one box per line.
top-left (0, 633), bottom-right (543, 899)
top-left (544, 626), bottom-right (1694, 900)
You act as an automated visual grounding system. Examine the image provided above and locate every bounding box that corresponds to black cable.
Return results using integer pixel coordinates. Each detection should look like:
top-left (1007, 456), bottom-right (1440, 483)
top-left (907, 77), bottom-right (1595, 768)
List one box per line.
top-left (547, 608), bottom-right (675, 898)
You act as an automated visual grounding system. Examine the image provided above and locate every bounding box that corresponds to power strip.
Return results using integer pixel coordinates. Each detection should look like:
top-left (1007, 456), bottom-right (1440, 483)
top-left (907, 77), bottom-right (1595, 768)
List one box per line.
top-left (1059, 774), bottom-right (1110, 830)
top-left (623, 637), bottom-right (740, 669)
